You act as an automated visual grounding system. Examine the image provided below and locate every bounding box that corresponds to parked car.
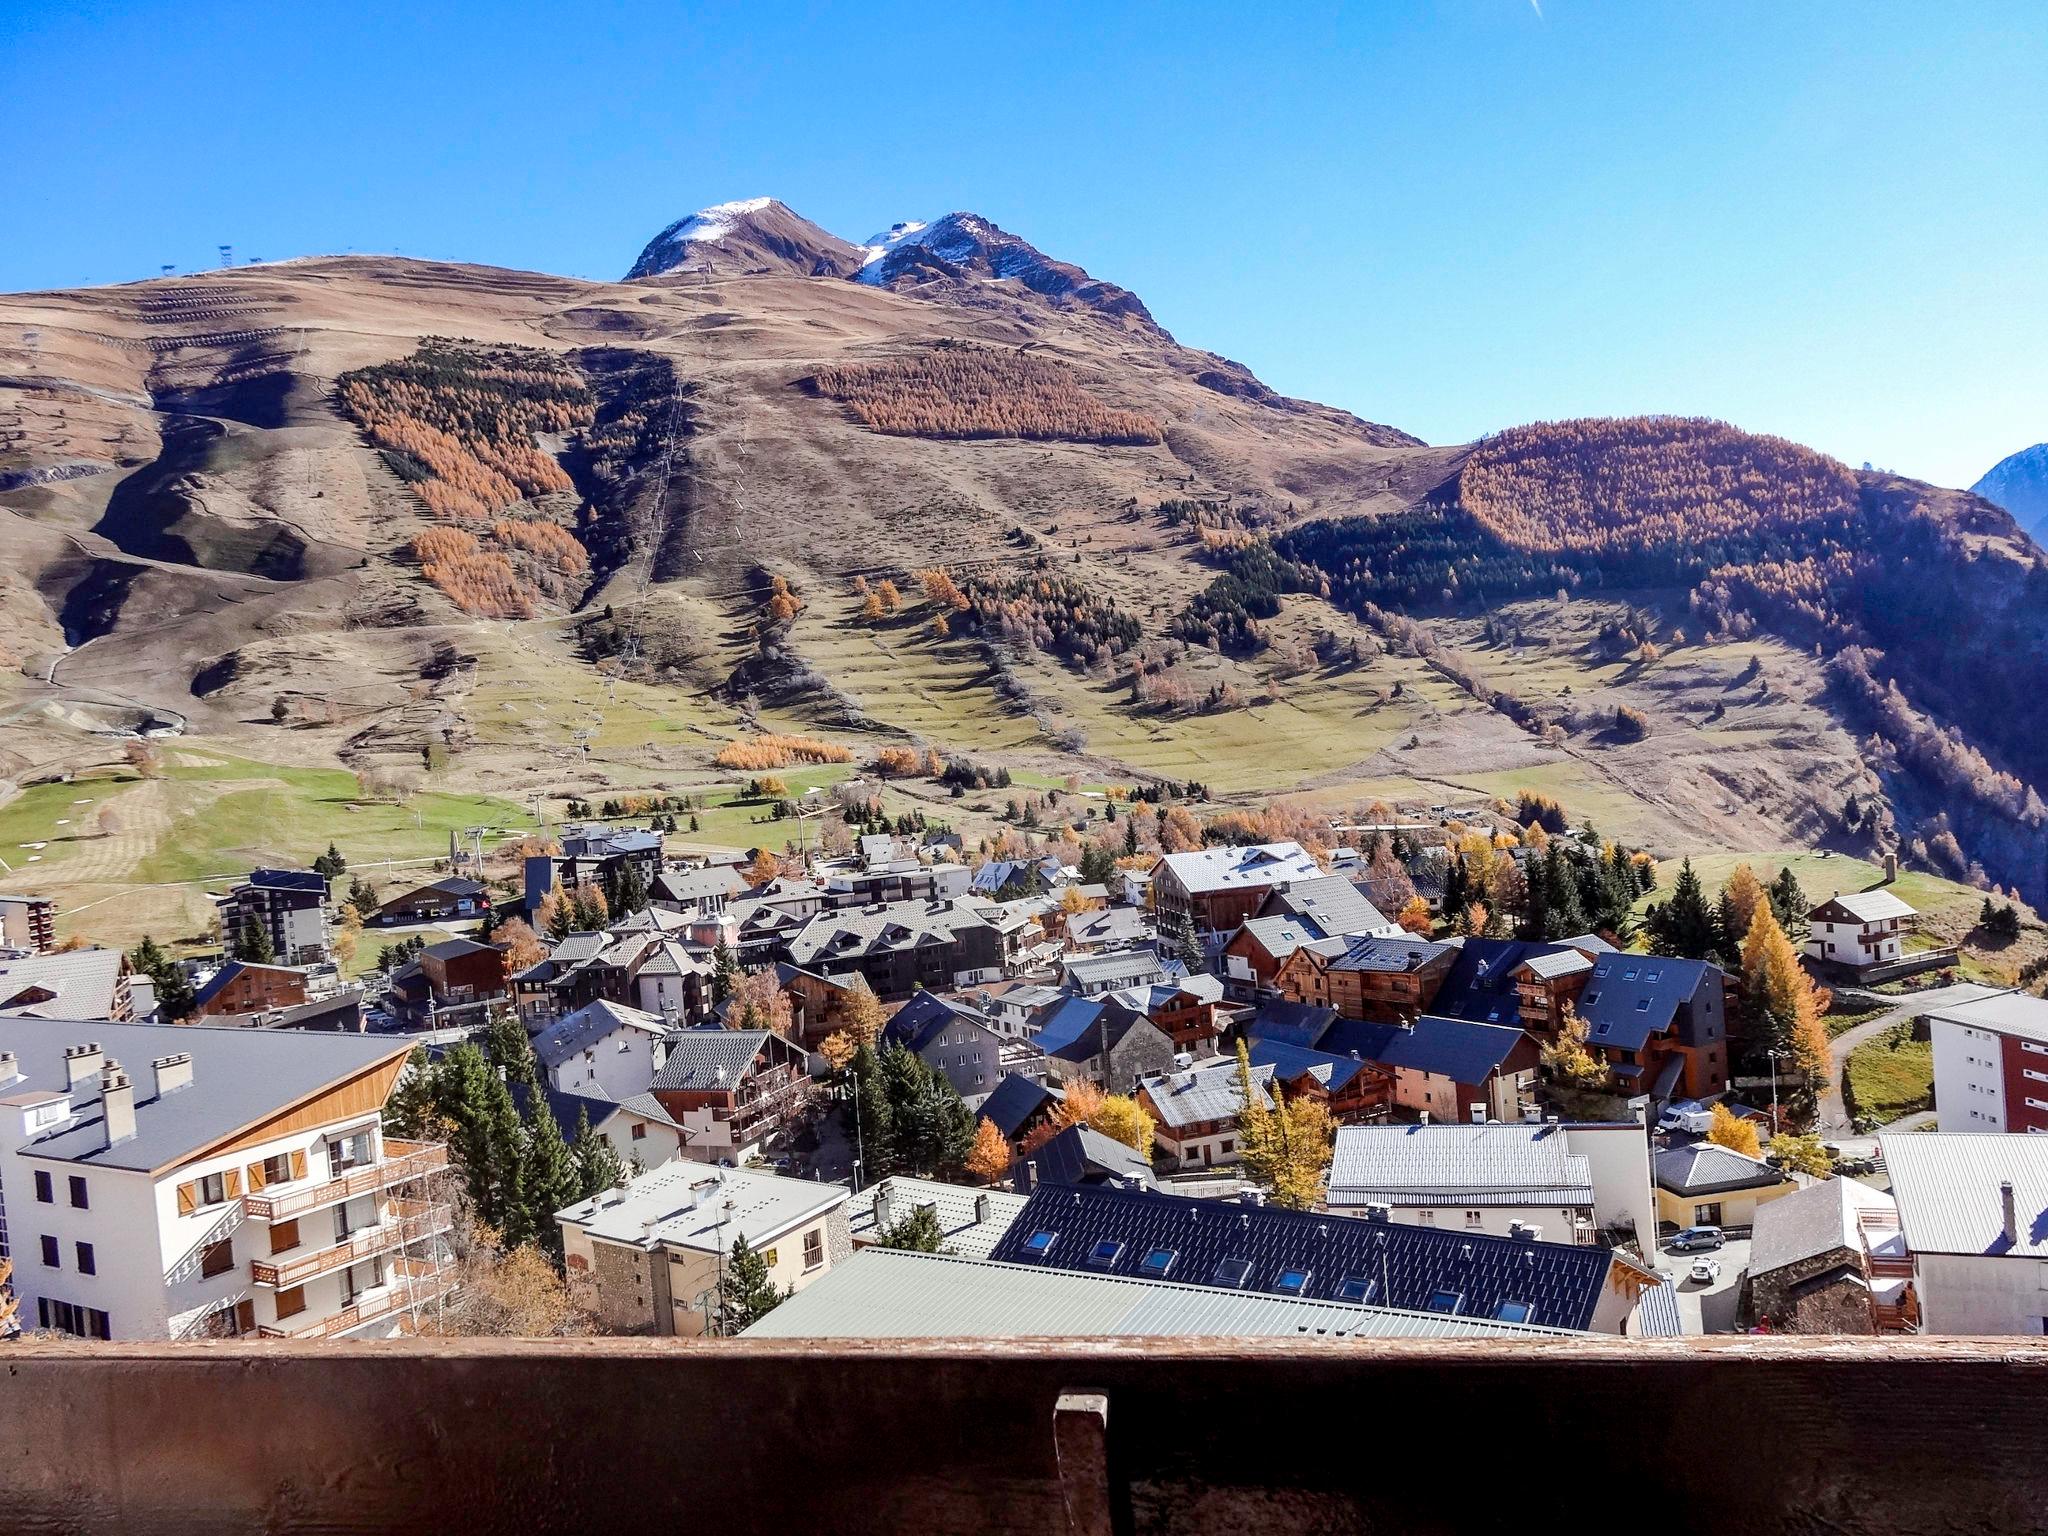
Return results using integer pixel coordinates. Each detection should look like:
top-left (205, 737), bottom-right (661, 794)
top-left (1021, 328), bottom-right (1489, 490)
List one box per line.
top-left (1689, 1257), bottom-right (1722, 1283)
top-left (1668, 1226), bottom-right (1725, 1252)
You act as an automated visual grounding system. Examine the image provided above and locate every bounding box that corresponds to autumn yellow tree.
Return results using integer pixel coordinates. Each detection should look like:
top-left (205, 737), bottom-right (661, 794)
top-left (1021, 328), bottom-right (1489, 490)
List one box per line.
top-left (745, 848), bottom-right (783, 887)
top-left (1232, 1040), bottom-right (1333, 1210)
top-left (1539, 1002), bottom-right (1607, 1088)
top-left (1741, 905), bottom-right (1831, 1082)
top-left (818, 1030), bottom-right (858, 1075)
top-left (1768, 1132), bottom-right (1833, 1178)
top-left (1722, 862), bottom-right (1766, 942)
top-left (965, 1117), bottom-right (1012, 1183)
top-left (1396, 895), bottom-right (1434, 935)
top-left (841, 979), bottom-right (886, 1050)
top-left (494, 917), bottom-right (546, 974)
top-left (728, 967), bottom-right (795, 1038)
top-left (1090, 1094), bottom-right (1157, 1154)
top-left (1707, 1101), bottom-right (1762, 1159)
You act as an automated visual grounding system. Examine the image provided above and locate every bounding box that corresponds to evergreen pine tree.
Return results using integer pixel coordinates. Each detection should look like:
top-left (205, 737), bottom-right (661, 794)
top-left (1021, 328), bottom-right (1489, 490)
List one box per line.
top-left (571, 1106), bottom-right (625, 1199)
top-left (711, 944), bottom-right (739, 1005)
top-left (716, 1234), bottom-right (787, 1333)
top-left (850, 1043), bottom-right (896, 1177)
top-left (520, 1099), bottom-right (583, 1261)
top-left (130, 934), bottom-right (196, 1020)
top-left (486, 1011), bottom-right (538, 1092)
top-left (235, 915), bottom-right (275, 965)
top-left (1767, 865), bottom-right (1810, 937)
top-left (347, 875), bottom-right (381, 919)
top-left (1713, 889), bottom-right (1745, 968)
top-left (1645, 858), bottom-right (1719, 960)
top-left (1122, 817), bottom-right (1139, 856)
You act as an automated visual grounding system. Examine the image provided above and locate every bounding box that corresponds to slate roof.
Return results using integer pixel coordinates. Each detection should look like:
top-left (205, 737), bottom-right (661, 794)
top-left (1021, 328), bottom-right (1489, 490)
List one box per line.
top-left (1258, 875), bottom-right (1394, 939)
top-left (238, 868), bottom-right (329, 895)
top-left (1248, 1038), bottom-right (1369, 1096)
top-left (1577, 954), bottom-right (1718, 1053)
top-left (651, 866), bottom-right (745, 905)
top-left (977, 1073), bottom-right (1058, 1139)
top-left (843, 1175), bottom-right (1028, 1258)
top-left (787, 900), bottom-right (997, 969)
top-left (743, 1247), bottom-right (1576, 1340)
top-left (1138, 1058), bottom-right (1275, 1130)
top-left (190, 959), bottom-right (304, 1011)
top-left (987, 1184), bottom-right (1618, 1331)
top-left (510, 1078), bottom-right (618, 1137)
top-left (1245, 999), bottom-right (1341, 1050)
top-left (394, 875), bottom-right (483, 900)
top-left (1749, 1174), bottom-right (1897, 1277)
top-left (1062, 948), bottom-right (1171, 992)
top-left (883, 989), bottom-right (997, 1055)
top-left (650, 1028), bottom-right (776, 1092)
top-left (1068, 907), bottom-right (1152, 947)
top-left (1881, 1132), bottom-right (2048, 1258)
top-left (1429, 939), bottom-right (1560, 1027)
top-left (1233, 916), bottom-right (1322, 963)
top-left (1325, 935), bottom-right (1456, 975)
top-left (421, 936), bottom-right (493, 962)
top-left (0, 948), bottom-right (128, 1019)
top-left (1816, 889), bottom-right (1917, 924)
top-left (1316, 1015), bottom-right (1531, 1086)
top-left (1035, 996), bottom-right (1156, 1064)
top-left (4, 1018), bottom-right (406, 1172)
top-left (1030, 1124), bottom-right (1158, 1191)
top-left (1328, 1123), bottom-right (1595, 1209)
top-left (1155, 842), bottom-right (1321, 896)
top-left (1110, 975), bottom-right (1225, 1016)
top-left (531, 999), bottom-right (665, 1071)
top-left (1653, 1142), bottom-right (1787, 1196)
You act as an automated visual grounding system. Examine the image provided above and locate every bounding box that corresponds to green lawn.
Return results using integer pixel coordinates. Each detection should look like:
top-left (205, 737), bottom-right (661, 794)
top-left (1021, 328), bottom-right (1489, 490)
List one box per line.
top-left (1825, 1005), bottom-right (1889, 1040)
top-left (0, 771), bottom-right (137, 878)
top-left (1643, 850), bottom-right (1985, 926)
top-left (1843, 1023), bottom-right (1935, 1124)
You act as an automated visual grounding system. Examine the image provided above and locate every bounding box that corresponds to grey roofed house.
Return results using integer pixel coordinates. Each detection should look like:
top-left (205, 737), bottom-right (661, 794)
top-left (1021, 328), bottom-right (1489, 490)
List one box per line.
top-left (1245, 999), bottom-right (1342, 1049)
top-left (741, 1247), bottom-right (1577, 1341)
top-left (1748, 1173), bottom-right (1898, 1278)
top-left (843, 1175), bottom-right (1028, 1258)
top-left (649, 865), bottom-right (745, 909)
top-left (785, 899), bottom-right (998, 968)
top-left (556, 1161), bottom-right (847, 1255)
top-left (1233, 916), bottom-right (1323, 964)
top-left (977, 1072), bottom-right (1058, 1139)
top-left (1520, 948), bottom-right (1594, 981)
top-left (1255, 874), bottom-right (1396, 939)
top-left (1815, 889), bottom-right (1917, 924)
top-left (1110, 974), bottom-right (1225, 1015)
top-left (1061, 947), bottom-right (1172, 995)
top-left (1028, 1123), bottom-right (1157, 1191)
top-left (1138, 1057), bottom-right (1276, 1131)
top-left (1324, 935), bottom-right (1457, 975)
top-left (1880, 1131), bottom-right (2048, 1257)
top-left (1066, 905), bottom-right (1152, 949)
top-left (1155, 842), bottom-right (1322, 896)
top-left (1, 1018), bottom-right (407, 1173)
top-left (651, 1028), bottom-right (777, 1092)
top-left (530, 999), bottom-right (667, 1072)
top-left (0, 948), bottom-right (128, 1019)
top-left (1653, 1141), bottom-right (1786, 1198)
top-left (1327, 1123), bottom-right (1595, 1210)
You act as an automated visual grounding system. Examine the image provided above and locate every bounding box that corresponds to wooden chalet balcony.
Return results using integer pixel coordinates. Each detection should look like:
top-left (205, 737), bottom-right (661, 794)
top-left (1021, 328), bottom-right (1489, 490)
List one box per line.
top-left (242, 1140), bottom-right (449, 1222)
top-left (249, 1199), bottom-right (451, 1289)
top-left (256, 1255), bottom-right (457, 1340)
top-left (6, 1337), bottom-right (2048, 1533)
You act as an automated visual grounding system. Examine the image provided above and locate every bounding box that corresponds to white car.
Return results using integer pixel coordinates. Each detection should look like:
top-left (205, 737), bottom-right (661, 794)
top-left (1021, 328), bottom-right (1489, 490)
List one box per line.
top-left (1688, 1257), bottom-right (1722, 1284)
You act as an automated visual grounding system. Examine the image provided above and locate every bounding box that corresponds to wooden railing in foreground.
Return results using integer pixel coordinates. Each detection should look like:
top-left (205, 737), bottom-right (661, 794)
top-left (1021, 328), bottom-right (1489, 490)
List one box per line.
top-left (2, 1337), bottom-right (2045, 1534)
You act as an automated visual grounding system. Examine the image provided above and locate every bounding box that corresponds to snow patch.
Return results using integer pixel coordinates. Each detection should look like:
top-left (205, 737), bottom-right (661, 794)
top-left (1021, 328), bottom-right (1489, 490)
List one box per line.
top-left (856, 219), bottom-right (931, 281)
top-left (661, 196), bottom-right (776, 246)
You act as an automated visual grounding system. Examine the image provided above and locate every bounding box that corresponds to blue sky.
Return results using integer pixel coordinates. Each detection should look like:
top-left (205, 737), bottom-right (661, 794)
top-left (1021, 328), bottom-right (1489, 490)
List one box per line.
top-left (9, 0), bottom-right (2044, 487)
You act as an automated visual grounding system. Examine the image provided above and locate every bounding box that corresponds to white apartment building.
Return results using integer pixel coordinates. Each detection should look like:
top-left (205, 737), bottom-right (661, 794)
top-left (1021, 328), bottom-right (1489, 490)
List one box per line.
top-left (557, 1161), bottom-right (851, 1336)
top-left (1881, 1131), bottom-right (2048, 1335)
top-left (1927, 990), bottom-right (2048, 1135)
top-left (0, 1020), bottom-right (451, 1341)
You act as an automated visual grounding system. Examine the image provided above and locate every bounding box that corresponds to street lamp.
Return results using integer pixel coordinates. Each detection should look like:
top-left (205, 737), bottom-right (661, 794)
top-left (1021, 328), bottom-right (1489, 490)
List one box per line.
top-left (1767, 1048), bottom-right (1788, 1131)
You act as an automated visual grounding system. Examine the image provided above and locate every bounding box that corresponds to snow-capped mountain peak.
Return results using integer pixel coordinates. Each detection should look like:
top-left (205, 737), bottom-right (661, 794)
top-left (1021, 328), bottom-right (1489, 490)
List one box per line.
top-left (625, 199), bottom-right (863, 281)
top-left (663, 197), bottom-right (775, 246)
top-left (855, 220), bottom-right (930, 280)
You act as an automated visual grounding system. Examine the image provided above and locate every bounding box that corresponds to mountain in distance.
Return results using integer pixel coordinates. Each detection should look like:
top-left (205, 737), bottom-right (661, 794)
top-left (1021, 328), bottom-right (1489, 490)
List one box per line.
top-left (4, 195), bottom-right (2048, 915)
top-left (1974, 442), bottom-right (2048, 544)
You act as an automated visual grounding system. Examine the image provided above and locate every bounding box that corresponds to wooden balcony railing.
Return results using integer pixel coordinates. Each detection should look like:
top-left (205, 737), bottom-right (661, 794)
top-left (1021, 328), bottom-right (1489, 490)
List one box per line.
top-left (243, 1140), bottom-right (449, 1222)
top-left (256, 1255), bottom-right (457, 1340)
top-left (250, 1199), bottom-right (451, 1289)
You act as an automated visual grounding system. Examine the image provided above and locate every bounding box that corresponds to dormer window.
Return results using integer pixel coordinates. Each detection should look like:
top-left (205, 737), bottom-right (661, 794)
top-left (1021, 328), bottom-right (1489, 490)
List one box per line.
top-left (1211, 1257), bottom-right (1253, 1287)
top-left (1021, 1230), bottom-right (1058, 1260)
top-left (1272, 1267), bottom-right (1312, 1297)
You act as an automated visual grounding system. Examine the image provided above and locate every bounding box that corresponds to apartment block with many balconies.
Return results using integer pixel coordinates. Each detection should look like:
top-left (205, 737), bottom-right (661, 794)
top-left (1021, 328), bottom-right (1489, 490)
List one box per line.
top-left (0, 1020), bottom-right (451, 1341)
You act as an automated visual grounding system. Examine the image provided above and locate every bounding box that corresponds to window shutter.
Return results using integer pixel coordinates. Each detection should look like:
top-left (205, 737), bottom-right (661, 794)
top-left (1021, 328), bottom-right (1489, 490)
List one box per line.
top-left (290, 1149), bottom-right (307, 1181)
top-left (223, 1168), bottom-right (243, 1199)
top-left (234, 1299), bottom-right (255, 1335)
top-left (176, 1180), bottom-right (197, 1216)
top-left (246, 1161), bottom-right (268, 1191)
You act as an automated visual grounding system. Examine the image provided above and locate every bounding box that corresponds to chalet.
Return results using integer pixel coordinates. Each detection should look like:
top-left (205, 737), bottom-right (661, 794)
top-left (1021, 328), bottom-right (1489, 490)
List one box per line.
top-left (1220, 916), bottom-right (1323, 997)
top-left (1034, 994), bottom-right (1177, 1095)
top-left (1064, 904), bottom-right (1153, 954)
top-left (1254, 875), bottom-right (1400, 941)
top-left (1575, 954), bottom-right (1729, 1101)
top-left (531, 1000), bottom-right (670, 1103)
top-left (1136, 1056), bottom-right (1277, 1170)
top-left (191, 961), bottom-right (309, 1020)
top-left (1275, 934), bottom-right (1458, 1023)
top-left (214, 868), bottom-right (328, 965)
top-left (385, 937), bottom-right (507, 1028)
top-left (375, 876), bottom-right (487, 926)
top-left (784, 900), bottom-right (1003, 1000)
top-left (648, 1028), bottom-right (817, 1165)
top-left (882, 990), bottom-right (1004, 1099)
top-left (1806, 890), bottom-right (1919, 975)
top-left (1109, 974), bottom-right (1225, 1058)
top-left (1299, 1015), bottom-right (1542, 1124)
top-left (1021, 1123), bottom-right (1158, 1192)
top-left (1245, 1037), bottom-right (1392, 1123)
top-left (1746, 1175), bottom-right (1906, 1335)
top-left (961, 979), bottom-right (1065, 1040)
top-left (772, 963), bottom-right (873, 1050)
top-left (0, 948), bottom-right (133, 1021)
top-left (1150, 842), bottom-right (1323, 941)
top-left (648, 864), bottom-right (745, 918)
top-left (1062, 947), bottom-right (1171, 999)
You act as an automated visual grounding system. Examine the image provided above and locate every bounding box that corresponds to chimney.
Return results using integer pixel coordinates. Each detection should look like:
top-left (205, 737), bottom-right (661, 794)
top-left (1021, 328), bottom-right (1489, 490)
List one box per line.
top-left (1020, 1159), bottom-right (1038, 1195)
top-left (974, 1193), bottom-right (992, 1225)
top-left (150, 1052), bottom-right (193, 1098)
top-left (1469, 1102), bottom-right (1487, 1124)
top-left (2001, 1180), bottom-right (2019, 1247)
top-left (1419, 1109), bottom-right (1430, 1125)
top-left (0, 1050), bottom-right (17, 1085)
top-left (64, 1042), bottom-right (103, 1089)
top-left (873, 1179), bottom-right (893, 1231)
top-left (100, 1060), bottom-right (136, 1148)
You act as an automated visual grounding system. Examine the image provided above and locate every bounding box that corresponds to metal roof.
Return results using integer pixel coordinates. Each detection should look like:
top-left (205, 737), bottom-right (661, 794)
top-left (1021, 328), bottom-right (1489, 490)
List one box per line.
top-left (1030, 1124), bottom-right (1158, 1191)
top-left (977, 1073), bottom-right (1057, 1138)
top-left (7, 1018), bottom-right (406, 1172)
top-left (1653, 1141), bottom-right (1788, 1196)
top-left (987, 1184), bottom-right (1617, 1331)
top-left (1155, 842), bottom-right (1322, 896)
top-left (1328, 1123), bottom-right (1595, 1209)
top-left (0, 948), bottom-right (127, 1019)
top-left (1257, 875), bottom-right (1395, 940)
top-left (650, 1028), bottom-right (776, 1092)
top-left (557, 1160), bottom-right (847, 1254)
top-left (1816, 889), bottom-right (1917, 923)
top-left (742, 1247), bottom-right (1576, 1340)
top-left (1233, 916), bottom-right (1321, 961)
top-left (1325, 936), bottom-right (1456, 975)
top-left (1880, 1132), bottom-right (2048, 1258)
top-left (843, 1175), bottom-right (1028, 1258)
top-left (1062, 948), bottom-right (1170, 988)
top-left (531, 999), bottom-right (665, 1070)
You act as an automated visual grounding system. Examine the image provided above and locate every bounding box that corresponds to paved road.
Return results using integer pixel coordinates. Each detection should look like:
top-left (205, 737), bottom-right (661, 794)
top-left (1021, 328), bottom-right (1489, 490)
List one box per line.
top-left (1660, 1235), bottom-right (1751, 1335)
